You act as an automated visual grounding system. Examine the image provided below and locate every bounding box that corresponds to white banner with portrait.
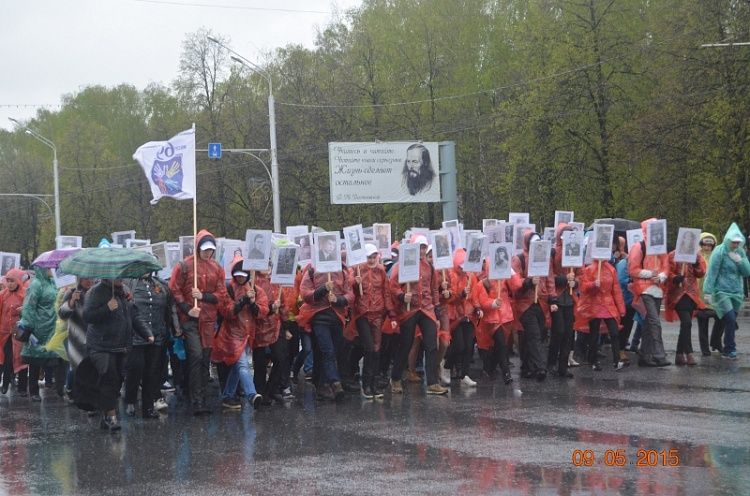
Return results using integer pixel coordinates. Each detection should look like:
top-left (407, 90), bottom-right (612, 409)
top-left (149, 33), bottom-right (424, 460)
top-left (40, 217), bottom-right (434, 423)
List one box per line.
top-left (329, 142), bottom-right (441, 204)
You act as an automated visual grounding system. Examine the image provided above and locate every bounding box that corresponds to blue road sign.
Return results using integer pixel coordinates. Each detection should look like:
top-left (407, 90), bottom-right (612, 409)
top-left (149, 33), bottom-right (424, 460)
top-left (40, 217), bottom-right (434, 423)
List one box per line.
top-left (208, 143), bottom-right (222, 159)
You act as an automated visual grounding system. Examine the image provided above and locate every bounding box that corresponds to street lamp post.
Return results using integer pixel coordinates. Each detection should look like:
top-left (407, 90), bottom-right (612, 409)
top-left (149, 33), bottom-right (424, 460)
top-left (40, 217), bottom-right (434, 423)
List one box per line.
top-left (8, 118), bottom-right (61, 241)
top-left (207, 36), bottom-right (281, 232)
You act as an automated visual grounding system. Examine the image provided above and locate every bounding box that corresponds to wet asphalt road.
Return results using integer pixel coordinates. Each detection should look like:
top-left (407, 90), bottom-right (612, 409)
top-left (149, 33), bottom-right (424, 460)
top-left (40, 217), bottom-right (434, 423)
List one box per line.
top-left (1, 318), bottom-right (749, 496)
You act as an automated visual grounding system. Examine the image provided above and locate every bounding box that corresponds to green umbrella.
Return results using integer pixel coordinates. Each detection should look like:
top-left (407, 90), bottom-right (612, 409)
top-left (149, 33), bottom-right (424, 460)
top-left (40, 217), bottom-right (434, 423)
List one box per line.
top-left (59, 247), bottom-right (162, 279)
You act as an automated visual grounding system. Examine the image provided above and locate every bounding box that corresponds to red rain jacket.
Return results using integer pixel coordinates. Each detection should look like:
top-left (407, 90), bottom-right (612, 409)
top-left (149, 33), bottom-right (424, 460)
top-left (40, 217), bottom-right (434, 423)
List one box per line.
top-left (169, 229), bottom-right (230, 348)
top-left (353, 263), bottom-right (395, 322)
top-left (253, 272), bottom-right (281, 347)
top-left (510, 230), bottom-right (556, 325)
top-left (297, 263), bottom-right (355, 332)
top-left (447, 250), bottom-right (480, 331)
top-left (389, 257), bottom-right (440, 325)
top-left (627, 219), bottom-right (669, 305)
top-left (574, 261), bottom-right (626, 331)
top-left (0, 269), bottom-right (26, 371)
top-left (212, 276), bottom-right (269, 365)
top-left (664, 251), bottom-right (706, 322)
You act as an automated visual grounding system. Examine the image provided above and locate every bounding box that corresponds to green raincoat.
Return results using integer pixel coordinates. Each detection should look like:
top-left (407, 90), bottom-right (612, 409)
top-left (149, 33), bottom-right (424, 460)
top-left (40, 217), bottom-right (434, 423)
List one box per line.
top-left (703, 223), bottom-right (750, 318)
top-left (20, 266), bottom-right (60, 362)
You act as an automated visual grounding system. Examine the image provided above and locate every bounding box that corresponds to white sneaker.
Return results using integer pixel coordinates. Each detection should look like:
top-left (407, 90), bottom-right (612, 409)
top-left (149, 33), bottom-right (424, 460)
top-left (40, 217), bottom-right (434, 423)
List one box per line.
top-left (461, 375), bottom-right (477, 387)
top-left (614, 361), bottom-right (625, 371)
top-left (568, 351), bottom-right (580, 367)
top-left (154, 398), bottom-right (168, 411)
top-left (440, 361), bottom-right (451, 386)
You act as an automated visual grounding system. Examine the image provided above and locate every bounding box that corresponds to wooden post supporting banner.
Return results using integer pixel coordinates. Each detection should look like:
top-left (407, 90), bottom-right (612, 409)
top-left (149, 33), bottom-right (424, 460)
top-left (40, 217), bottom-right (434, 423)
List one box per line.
top-left (597, 260), bottom-right (602, 284)
top-left (569, 267), bottom-right (574, 296)
top-left (357, 266), bottom-right (363, 296)
top-left (406, 282), bottom-right (411, 311)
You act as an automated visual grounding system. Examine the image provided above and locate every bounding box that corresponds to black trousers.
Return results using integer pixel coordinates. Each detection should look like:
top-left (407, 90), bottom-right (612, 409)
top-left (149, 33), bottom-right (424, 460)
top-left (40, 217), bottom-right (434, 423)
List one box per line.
top-left (675, 295), bottom-right (696, 354)
top-left (588, 319), bottom-right (620, 366)
top-left (697, 309), bottom-right (724, 353)
top-left (88, 351), bottom-right (126, 412)
top-left (446, 320), bottom-right (475, 378)
top-left (355, 317), bottom-right (380, 387)
top-left (182, 326), bottom-right (210, 404)
top-left (519, 304), bottom-right (546, 375)
top-left (549, 305), bottom-right (574, 374)
top-left (618, 305), bottom-right (637, 349)
top-left (480, 327), bottom-right (510, 376)
top-left (392, 312), bottom-right (438, 386)
top-left (1, 339), bottom-right (13, 389)
top-left (253, 337), bottom-right (288, 397)
top-left (22, 361), bottom-right (66, 397)
top-left (124, 344), bottom-right (162, 412)
top-left (379, 333), bottom-right (396, 378)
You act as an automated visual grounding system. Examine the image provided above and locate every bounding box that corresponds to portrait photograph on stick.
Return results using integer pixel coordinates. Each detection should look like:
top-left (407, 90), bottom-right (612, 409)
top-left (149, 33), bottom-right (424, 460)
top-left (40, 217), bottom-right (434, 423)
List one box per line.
top-left (56, 236), bottom-right (82, 249)
top-left (591, 224), bottom-right (615, 260)
top-left (528, 240), bottom-right (551, 277)
top-left (430, 231), bottom-right (453, 270)
top-left (313, 231), bottom-right (342, 273)
top-left (343, 224), bottom-right (367, 266)
top-left (179, 235), bottom-right (194, 259)
top-left (646, 219), bottom-right (668, 255)
top-left (271, 245), bottom-right (299, 286)
top-left (626, 228), bottom-right (643, 249)
top-left (561, 230), bottom-right (584, 268)
top-left (398, 243), bottom-right (420, 284)
top-left (514, 223), bottom-right (535, 255)
top-left (373, 223), bottom-right (392, 259)
top-left (112, 230), bottom-right (136, 247)
top-left (554, 210), bottom-right (574, 227)
top-left (674, 227), bottom-right (702, 264)
top-left (243, 229), bottom-right (272, 271)
top-left (508, 212), bottom-right (530, 225)
top-left (294, 233), bottom-right (313, 263)
top-left (488, 242), bottom-right (513, 280)
top-left (463, 234), bottom-right (485, 273)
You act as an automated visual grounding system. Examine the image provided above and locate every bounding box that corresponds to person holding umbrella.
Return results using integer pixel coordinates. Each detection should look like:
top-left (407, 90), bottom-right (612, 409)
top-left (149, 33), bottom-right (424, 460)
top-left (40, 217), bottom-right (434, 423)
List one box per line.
top-left (82, 278), bottom-right (153, 431)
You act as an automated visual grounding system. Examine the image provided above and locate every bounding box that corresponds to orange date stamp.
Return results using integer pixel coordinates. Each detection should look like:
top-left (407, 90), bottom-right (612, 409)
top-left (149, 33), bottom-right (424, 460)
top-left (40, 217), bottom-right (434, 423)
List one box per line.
top-left (571, 449), bottom-right (680, 467)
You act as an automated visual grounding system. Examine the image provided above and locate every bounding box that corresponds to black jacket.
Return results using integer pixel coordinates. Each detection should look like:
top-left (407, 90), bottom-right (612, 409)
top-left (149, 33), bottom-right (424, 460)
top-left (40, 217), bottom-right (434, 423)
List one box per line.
top-left (83, 281), bottom-right (151, 353)
top-left (128, 276), bottom-right (179, 346)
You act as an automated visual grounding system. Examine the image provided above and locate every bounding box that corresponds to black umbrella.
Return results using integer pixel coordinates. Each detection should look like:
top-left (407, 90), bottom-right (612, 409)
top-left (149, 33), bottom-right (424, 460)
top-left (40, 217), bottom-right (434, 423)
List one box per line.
top-left (589, 218), bottom-right (641, 234)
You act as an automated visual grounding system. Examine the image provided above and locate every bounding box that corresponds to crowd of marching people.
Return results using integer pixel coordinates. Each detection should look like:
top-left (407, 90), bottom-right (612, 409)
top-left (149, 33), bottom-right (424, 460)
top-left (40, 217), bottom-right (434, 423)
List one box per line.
top-left (0, 219), bottom-right (749, 433)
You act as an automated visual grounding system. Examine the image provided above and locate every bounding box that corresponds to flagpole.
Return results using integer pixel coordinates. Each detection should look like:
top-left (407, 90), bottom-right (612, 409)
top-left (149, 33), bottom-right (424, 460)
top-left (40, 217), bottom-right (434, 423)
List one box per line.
top-left (192, 123), bottom-right (199, 309)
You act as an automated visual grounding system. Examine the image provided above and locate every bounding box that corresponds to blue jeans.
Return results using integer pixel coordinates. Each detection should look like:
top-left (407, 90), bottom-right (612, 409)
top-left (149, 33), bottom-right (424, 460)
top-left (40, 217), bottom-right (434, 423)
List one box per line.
top-left (313, 322), bottom-right (343, 385)
top-left (293, 332), bottom-right (313, 375)
top-left (722, 309), bottom-right (737, 353)
top-left (222, 348), bottom-right (257, 400)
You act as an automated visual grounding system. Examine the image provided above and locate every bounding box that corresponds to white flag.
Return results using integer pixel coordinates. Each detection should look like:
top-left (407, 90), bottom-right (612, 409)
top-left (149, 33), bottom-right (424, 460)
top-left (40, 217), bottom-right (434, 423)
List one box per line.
top-left (133, 128), bottom-right (196, 205)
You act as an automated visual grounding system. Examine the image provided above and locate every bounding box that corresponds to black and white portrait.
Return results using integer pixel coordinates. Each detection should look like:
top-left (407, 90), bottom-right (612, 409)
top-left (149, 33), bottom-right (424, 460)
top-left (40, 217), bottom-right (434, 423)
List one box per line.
top-left (402, 143), bottom-right (436, 196)
top-left (112, 230), bottom-right (136, 247)
top-left (179, 236), bottom-right (194, 259)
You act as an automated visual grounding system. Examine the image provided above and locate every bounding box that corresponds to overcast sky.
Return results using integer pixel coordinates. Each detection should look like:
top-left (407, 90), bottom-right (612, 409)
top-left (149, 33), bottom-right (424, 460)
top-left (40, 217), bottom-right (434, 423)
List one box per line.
top-left (0, 0), bottom-right (362, 130)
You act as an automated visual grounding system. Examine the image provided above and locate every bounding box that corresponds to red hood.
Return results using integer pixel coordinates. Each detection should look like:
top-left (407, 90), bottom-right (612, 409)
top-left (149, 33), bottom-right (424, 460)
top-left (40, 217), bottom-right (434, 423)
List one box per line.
top-left (230, 253), bottom-right (244, 275)
top-left (195, 229), bottom-right (216, 251)
top-left (522, 229), bottom-right (537, 257)
top-left (4, 268), bottom-right (25, 285)
top-left (452, 248), bottom-right (466, 270)
top-left (554, 222), bottom-right (573, 249)
top-left (641, 218), bottom-right (657, 237)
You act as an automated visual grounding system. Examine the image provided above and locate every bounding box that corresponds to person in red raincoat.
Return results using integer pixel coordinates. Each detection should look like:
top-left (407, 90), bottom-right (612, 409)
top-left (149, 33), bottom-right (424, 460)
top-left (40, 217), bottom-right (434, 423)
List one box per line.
top-left (351, 244), bottom-right (396, 398)
top-left (388, 236), bottom-right (448, 395)
top-left (627, 219), bottom-right (670, 367)
top-left (665, 250), bottom-right (706, 366)
top-left (549, 223), bottom-right (579, 378)
top-left (169, 229), bottom-right (230, 415)
top-left (0, 269), bottom-right (26, 394)
top-left (444, 249), bottom-right (481, 387)
top-left (298, 258), bottom-right (355, 401)
top-left (212, 256), bottom-right (268, 410)
top-left (511, 230), bottom-right (558, 381)
top-left (473, 262), bottom-right (518, 384)
top-left (253, 269), bottom-right (288, 403)
top-left (575, 258), bottom-right (627, 370)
